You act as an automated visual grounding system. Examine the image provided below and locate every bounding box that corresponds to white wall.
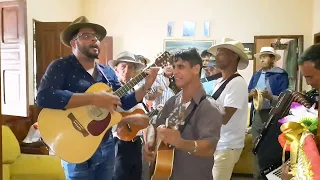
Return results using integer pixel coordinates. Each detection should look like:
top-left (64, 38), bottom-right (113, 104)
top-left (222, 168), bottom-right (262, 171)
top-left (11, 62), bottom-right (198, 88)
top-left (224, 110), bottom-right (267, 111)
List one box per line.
top-left (313, 0), bottom-right (320, 34)
top-left (26, 0), bottom-right (84, 104)
top-left (1, 0), bottom-right (315, 105)
top-left (84, 0), bottom-right (313, 59)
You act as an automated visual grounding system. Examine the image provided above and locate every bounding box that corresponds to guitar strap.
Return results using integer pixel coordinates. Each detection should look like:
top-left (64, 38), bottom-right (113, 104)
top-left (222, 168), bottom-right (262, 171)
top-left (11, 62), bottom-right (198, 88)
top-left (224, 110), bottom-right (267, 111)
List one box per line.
top-left (178, 95), bottom-right (207, 134)
top-left (95, 62), bottom-right (112, 87)
top-left (211, 73), bottom-right (242, 100)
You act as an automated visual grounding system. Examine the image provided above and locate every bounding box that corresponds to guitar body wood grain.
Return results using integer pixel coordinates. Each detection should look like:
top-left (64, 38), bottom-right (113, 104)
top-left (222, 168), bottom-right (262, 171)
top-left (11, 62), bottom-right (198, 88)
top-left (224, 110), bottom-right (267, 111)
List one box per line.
top-left (116, 108), bottom-right (147, 141)
top-left (37, 83), bottom-right (122, 164)
top-left (150, 142), bottom-right (175, 180)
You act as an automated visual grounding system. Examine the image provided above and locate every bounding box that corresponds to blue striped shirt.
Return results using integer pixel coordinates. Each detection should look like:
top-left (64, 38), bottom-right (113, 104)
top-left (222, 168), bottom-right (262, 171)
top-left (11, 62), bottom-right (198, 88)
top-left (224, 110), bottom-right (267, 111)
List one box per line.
top-left (149, 73), bottom-right (175, 109)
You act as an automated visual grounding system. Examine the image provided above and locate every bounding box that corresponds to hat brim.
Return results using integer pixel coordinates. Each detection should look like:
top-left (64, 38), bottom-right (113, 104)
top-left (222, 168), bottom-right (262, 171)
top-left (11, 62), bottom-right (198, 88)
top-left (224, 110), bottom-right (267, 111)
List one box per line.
top-left (208, 44), bottom-right (249, 70)
top-left (253, 52), bottom-right (281, 61)
top-left (60, 22), bottom-right (107, 47)
top-left (108, 60), bottom-right (146, 71)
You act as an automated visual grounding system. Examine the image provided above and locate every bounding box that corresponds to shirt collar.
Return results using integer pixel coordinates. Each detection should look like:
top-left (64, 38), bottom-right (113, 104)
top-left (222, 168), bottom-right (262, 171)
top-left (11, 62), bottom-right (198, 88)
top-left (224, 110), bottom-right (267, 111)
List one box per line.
top-left (177, 86), bottom-right (206, 105)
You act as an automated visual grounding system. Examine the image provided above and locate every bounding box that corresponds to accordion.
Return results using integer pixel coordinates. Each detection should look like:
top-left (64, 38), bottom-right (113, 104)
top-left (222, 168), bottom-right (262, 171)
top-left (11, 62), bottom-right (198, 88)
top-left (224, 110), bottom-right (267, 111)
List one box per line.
top-left (252, 89), bottom-right (313, 176)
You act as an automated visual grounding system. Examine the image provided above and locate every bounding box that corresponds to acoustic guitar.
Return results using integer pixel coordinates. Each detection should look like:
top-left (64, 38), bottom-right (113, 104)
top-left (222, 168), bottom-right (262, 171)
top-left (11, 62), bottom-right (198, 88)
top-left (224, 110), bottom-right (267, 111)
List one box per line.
top-left (37, 51), bottom-right (171, 164)
top-left (148, 100), bottom-right (185, 180)
top-left (117, 76), bottom-right (180, 141)
top-left (115, 104), bottom-right (162, 141)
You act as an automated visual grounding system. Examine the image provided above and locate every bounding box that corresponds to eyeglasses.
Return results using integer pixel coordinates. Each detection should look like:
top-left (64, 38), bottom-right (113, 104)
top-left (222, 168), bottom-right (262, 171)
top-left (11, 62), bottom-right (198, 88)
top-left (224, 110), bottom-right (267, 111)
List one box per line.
top-left (74, 33), bottom-right (101, 41)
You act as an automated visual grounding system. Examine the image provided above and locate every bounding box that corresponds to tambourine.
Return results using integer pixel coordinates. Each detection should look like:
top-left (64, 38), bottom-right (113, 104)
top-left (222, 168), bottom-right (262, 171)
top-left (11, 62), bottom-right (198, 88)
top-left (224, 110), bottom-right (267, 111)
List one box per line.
top-left (253, 88), bottom-right (263, 111)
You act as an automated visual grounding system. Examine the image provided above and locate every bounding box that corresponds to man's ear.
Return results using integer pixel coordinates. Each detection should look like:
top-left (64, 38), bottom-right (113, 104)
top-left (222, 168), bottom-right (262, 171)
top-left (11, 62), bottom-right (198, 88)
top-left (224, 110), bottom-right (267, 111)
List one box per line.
top-left (192, 64), bottom-right (201, 75)
top-left (70, 40), bottom-right (76, 48)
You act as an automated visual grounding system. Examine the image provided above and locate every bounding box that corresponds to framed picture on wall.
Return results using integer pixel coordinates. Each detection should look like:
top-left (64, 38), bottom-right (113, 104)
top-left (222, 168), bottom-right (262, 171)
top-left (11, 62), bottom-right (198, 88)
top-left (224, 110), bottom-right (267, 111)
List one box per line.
top-left (183, 21), bottom-right (196, 37)
top-left (242, 43), bottom-right (254, 60)
top-left (163, 39), bottom-right (215, 54)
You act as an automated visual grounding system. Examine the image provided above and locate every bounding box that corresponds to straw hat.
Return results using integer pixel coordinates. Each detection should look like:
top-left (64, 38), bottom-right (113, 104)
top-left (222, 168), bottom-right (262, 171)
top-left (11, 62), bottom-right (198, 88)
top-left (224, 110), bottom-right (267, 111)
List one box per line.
top-left (208, 38), bottom-right (249, 70)
top-left (254, 47), bottom-right (281, 61)
top-left (60, 16), bottom-right (107, 47)
top-left (108, 51), bottom-right (146, 71)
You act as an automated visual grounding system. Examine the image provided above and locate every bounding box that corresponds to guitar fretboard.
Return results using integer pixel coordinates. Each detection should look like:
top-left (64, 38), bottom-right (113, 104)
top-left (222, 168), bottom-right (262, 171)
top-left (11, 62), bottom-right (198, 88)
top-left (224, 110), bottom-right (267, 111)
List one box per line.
top-left (114, 71), bottom-right (148, 97)
top-left (113, 51), bottom-right (170, 98)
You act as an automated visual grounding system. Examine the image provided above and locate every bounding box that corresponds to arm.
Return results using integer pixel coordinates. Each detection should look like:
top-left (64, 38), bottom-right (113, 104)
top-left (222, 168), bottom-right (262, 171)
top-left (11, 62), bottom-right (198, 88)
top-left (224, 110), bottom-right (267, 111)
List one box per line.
top-left (113, 69), bottom-right (158, 110)
top-left (145, 76), bottom-right (161, 101)
top-left (270, 73), bottom-right (289, 105)
top-left (222, 79), bottom-right (248, 125)
top-left (176, 100), bottom-right (222, 157)
top-left (36, 60), bottom-right (96, 110)
top-left (248, 74), bottom-right (255, 102)
top-left (36, 60), bottom-right (77, 109)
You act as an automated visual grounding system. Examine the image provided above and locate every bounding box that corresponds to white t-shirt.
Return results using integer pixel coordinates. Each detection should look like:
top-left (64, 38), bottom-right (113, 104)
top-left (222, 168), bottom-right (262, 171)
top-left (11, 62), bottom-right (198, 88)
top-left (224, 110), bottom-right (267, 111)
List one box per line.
top-left (212, 75), bottom-right (248, 150)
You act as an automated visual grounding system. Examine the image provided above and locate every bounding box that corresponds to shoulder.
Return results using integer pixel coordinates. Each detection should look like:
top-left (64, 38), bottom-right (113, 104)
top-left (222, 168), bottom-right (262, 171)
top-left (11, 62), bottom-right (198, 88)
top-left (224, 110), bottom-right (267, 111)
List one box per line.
top-left (229, 76), bottom-right (247, 88)
top-left (269, 67), bottom-right (288, 76)
top-left (47, 55), bottom-right (73, 70)
top-left (98, 63), bottom-right (117, 77)
top-left (198, 96), bottom-right (223, 119)
top-left (200, 95), bottom-right (223, 112)
top-left (222, 76), bottom-right (248, 96)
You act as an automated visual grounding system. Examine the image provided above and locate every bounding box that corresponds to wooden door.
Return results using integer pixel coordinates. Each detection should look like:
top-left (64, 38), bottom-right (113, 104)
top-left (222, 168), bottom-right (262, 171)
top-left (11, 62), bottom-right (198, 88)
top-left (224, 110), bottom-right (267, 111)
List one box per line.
top-left (98, 36), bottom-right (113, 65)
top-left (0, 0), bottom-right (28, 117)
top-left (35, 22), bottom-right (72, 90)
top-left (314, 32), bottom-right (320, 44)
top-left (35, 22), bottom-right (114, 88)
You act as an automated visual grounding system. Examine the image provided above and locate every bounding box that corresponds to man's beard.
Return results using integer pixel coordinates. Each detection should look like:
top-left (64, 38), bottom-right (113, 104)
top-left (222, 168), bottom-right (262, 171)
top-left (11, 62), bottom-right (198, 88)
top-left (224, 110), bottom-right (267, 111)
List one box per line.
top-left (77, 42), bottom-right (99, 60)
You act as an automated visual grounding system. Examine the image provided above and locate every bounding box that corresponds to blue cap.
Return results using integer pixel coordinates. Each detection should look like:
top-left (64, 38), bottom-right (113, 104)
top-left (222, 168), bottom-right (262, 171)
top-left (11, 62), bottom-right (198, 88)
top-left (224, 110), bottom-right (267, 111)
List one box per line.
top-left (203, 61), bottom-right (216, 67)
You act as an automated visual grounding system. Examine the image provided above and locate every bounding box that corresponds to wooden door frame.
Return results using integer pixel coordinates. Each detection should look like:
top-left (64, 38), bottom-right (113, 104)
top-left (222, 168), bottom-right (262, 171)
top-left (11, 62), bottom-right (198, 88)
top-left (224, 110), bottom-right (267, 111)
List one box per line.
top-left (1, 0), bottom-right (28, 177)
top-left (314, 32), bottom-right (320, 44)
top-left (254, 35), bottom-right (304, 91)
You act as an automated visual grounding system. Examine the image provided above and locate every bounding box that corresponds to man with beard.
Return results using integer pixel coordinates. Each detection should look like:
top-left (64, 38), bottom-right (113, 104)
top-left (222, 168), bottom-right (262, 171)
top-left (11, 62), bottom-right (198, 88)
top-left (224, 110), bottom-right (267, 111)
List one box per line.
top-left (36, 16), bottom-right (158, 180)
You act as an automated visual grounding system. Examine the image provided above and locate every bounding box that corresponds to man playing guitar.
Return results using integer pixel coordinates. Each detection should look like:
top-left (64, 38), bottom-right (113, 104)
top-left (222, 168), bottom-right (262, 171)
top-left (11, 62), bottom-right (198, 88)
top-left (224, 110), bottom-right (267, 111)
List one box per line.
top-left (143, 48), bottom-right (223, 180)
top-left (36, 16), bottom-right (158, 180)
top-left (109, 51), bottom-right (150, 180)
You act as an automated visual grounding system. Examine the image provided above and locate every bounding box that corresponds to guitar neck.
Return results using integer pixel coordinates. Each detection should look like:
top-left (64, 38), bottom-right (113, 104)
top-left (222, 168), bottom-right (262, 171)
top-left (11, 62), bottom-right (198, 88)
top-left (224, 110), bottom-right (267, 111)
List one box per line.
top-left (114, 63), bottom-right (156, 97)
top-left (148, 109), bottom-right (159, 118)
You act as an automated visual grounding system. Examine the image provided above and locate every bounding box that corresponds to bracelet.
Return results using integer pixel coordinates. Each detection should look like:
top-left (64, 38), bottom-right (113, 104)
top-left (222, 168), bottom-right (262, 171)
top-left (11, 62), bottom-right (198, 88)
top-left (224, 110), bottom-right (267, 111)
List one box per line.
top-left (188, 141), bottom-right (198, 154)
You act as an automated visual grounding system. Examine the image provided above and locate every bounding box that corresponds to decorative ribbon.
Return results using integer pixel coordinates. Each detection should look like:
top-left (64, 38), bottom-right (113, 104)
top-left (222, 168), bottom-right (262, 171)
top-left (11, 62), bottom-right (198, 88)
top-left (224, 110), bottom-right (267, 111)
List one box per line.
top-left (280, 122), bottom-right (311, 165)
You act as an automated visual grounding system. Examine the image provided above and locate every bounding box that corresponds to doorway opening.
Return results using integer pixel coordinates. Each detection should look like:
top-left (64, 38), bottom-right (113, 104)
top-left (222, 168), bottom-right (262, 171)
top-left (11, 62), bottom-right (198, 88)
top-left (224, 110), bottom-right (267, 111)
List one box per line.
top-left (254, 35), bottom-right (304, 92)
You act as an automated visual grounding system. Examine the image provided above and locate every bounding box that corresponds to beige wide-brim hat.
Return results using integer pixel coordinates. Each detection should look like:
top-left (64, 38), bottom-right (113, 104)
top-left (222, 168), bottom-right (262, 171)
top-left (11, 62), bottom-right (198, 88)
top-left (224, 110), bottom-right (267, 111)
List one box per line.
top-left (208, 38), bottom-right (249, 70)
top-left (60, 16), bottom-right (107, 48)
top-left (108, 51), bottom-right (146, 71)
top-left (254, 47), bottom-right (281, 61)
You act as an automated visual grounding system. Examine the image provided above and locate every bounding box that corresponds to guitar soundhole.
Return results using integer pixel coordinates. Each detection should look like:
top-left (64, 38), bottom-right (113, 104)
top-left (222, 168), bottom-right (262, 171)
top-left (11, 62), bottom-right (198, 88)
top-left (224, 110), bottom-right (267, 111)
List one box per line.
top-left (87, 113), bottom-right (112, 136)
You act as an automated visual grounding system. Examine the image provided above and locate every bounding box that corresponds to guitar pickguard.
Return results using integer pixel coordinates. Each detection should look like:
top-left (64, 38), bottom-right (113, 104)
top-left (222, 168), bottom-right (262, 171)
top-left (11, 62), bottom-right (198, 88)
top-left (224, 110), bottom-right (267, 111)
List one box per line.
top-left (87, 113), bottom-right (112, 136)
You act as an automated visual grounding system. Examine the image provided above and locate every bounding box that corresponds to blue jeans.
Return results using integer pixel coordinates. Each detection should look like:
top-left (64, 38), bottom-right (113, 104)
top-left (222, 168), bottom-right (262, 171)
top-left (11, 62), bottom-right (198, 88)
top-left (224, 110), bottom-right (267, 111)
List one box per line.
top-left (113, 137), bottom-right (142, 180)
top-left (62, 134), bottom-right (115, 180)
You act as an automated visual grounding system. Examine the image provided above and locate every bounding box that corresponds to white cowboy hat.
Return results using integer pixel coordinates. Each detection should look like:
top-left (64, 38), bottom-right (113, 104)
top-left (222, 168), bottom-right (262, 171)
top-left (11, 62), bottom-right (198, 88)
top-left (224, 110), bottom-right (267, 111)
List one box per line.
top-left (254, 47), bottom-right (281, 61)
top-left (208, 38), bottom-right (249, 70)
top-left (108, 51), bottom-right (146, 71)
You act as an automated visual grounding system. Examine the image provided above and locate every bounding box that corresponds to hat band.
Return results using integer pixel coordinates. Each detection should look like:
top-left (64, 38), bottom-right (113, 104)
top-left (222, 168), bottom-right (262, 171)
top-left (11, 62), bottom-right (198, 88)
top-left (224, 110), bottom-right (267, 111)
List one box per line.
top-left (262, 51), bottom-right (274, 54)
top-left (117, 56), bottom-right (136, 62)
